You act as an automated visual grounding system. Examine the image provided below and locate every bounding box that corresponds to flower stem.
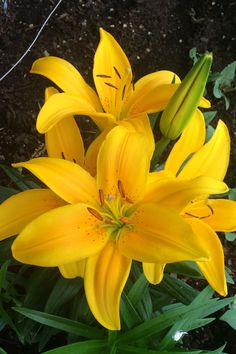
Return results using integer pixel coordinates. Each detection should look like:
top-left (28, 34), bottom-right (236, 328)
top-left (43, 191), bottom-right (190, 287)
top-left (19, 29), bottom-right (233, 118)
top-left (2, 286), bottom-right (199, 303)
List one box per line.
top-left (151, 136), bottom-right (170, 170)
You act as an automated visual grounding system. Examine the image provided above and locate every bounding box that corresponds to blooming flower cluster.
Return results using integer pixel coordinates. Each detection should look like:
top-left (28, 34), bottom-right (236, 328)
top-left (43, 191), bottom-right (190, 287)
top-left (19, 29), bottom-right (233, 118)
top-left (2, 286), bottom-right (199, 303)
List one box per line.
top-left (0, 29), bottom-right (235, 331)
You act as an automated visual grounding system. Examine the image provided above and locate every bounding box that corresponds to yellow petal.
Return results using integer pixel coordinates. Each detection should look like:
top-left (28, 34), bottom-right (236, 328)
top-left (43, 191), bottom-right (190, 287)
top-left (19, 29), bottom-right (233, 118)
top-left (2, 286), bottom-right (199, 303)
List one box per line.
top-left (36, 92), bottom-right (115, 134)
top-left (120, 113), bottom-right (155, 157)
top-left (165, 109), bottom-right (206, 175)
top-left (178, 120), bottom-right (230, 180)
top-left (44, 87), bottom-right (85, 165)
top-left (143, 262), bottom-right (165, 285)
top-left (84, 240), bottom-right (131, 330)
top-left (93, 28), bottom-right (133, 117)
top-left (12, 203), bottom-right (108, 266)
top-left (45, 116), bottom-right (85, 166)
top-left (118, 203), bottom-right (208, 263)
top-left (97, 126), bottom-right (150, 203)
top-left (185, 199), bottom-right (236, 232)
top-left (85, 129), bottom-right (111, 177)
top-left (143, 175), bottom-right (228, 212)
top-left (124, 71), bottom-right (180, 117)
top-left (59, 259), bottom-right (86, 279)
top-left (13, 158), bottom-right (98, 205)
top-left (186, 218), bottom-right (227, 296)
top-left (125, 83), bottom-right (210, 117)
top-left (31, 56), bottom-right (102, 110)
top-left (0, 189), bottom-right (65, 240)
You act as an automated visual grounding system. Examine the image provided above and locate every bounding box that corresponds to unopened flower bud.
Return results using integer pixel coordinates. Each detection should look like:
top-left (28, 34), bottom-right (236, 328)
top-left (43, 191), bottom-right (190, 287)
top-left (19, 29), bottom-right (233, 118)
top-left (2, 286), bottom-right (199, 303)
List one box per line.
top-left (160, 53), bottom-right (212, 140)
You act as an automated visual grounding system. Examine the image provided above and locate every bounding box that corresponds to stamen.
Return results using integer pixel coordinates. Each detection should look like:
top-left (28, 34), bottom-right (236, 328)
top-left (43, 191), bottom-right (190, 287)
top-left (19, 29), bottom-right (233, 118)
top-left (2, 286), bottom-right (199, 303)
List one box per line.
top-left (99, 189), bottom-right (105, 206)
top-left (72, 158), bottom-right (76, 163)
top-left (120, 216), bottom-right (132, 224)
top-left (184, 212), bottom-right (211, 219)
top-left (207, 203), bottom-right (214, 215)
top-left (117, 180), bottom-right (125, 198)
top-left (113, 66), bottom-right (121, 79)
top-left (126, 196), bottom-right (133, 204)
top-left (105, 82), bottom-right (118, 89)
top-left (96, 74), bottom-right (112, 78)
top-left (122, 84), bottom-right (126, 101)
top-left (87, 207), bottom-right (103, 221)
top-left (61, 152), bottom-right (65, 159)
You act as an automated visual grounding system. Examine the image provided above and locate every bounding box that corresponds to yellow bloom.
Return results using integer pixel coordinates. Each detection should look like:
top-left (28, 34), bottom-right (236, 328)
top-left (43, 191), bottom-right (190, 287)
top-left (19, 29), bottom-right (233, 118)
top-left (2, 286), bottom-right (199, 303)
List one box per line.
top-left (144, 114), bottom-right (232, 296)
top-left (31, 28), bottom-right (209, 172)
top-left (1, 126), bottom-right (227, 330)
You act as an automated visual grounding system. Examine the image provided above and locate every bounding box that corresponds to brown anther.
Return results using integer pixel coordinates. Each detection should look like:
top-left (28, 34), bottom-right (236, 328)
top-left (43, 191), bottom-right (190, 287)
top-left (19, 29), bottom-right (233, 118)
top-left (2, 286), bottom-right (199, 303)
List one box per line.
top-left (125, 196), bottom-right (133, 204)
top-left (113, 66), bottom-right (121, 79)
top-left (87, 207), bottom-right (103, 221)
top-left (117, 180), bottom-right (125, 198)
top-left (122, 85), bottom-right (126, 100)
top-left (72, 158), bottom-right (76, 163)
top-left (99, 189), bottom-right (105, 206)
top-left (120, 216), bottom-right (132, 224)
top-left (61, 151), bottom-right (65, 159)
top-left (96, 74), bottom-right (112, 78)
top-left (105, 82), bottom-right (118, 89)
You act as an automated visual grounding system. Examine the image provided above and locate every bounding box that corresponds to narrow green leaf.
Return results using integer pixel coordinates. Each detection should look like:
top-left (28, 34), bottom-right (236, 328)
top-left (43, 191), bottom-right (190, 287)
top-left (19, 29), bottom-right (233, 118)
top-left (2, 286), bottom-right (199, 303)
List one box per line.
top-left (45, 277), bottom-right (83, 314)
top-left (158, 274), bottom-right (199, 304)
top-left (148, 112), bottom-right (161, 129)
top-left (116, 297), bottom-right (233, 345)
top-left (203, 111), bottom-right (217, 125)
top-left (220, 307), bottom-right (236, 329)
top-left (0, 186), bottom-right (18, 202)
top-left (165, 261), bottom-right (202, 278)
top-left (42, 339), bottom-right (108, 354)
top-left (0, 348), bottom-right (8, 354)
top-left (191, 286), bottom-right (214, 305)
top-left (0, 260), bottom-right (11, 292)
top-left (127, 273), bottom-right (148, 306)
top-left (12, 307), bottom-right (105, 339)
top-left (121, 293), bottom-right (142, 328)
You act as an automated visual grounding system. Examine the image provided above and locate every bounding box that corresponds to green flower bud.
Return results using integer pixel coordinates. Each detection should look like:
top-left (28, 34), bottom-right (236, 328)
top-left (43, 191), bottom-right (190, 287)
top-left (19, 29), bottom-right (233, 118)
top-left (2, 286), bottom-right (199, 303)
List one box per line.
top-left (160, 53), bottom-right (212, 140)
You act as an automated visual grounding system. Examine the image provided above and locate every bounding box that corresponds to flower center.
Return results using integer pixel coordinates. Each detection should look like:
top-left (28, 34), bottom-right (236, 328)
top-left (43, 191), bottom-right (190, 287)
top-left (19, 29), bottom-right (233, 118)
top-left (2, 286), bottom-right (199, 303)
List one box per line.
top-left (87, 180), bottom-right (134, 236)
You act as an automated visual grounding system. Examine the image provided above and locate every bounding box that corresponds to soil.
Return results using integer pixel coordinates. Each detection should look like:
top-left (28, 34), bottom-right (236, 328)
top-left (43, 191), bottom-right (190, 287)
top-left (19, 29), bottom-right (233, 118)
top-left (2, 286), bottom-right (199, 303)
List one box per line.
top-left (0, 0), bottom-right (236, 353)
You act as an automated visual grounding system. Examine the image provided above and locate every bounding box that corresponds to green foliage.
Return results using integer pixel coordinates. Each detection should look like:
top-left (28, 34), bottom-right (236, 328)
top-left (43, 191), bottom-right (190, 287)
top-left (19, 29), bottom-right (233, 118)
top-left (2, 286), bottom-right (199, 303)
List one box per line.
top-left (189, 48), bottom-right (236, 110)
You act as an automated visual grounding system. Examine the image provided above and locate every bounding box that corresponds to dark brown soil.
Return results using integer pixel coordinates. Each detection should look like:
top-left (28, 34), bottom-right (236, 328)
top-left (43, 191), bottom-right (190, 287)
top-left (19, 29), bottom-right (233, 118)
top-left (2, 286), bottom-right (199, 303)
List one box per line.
top-left (0, 0), bottom-right (236, 353)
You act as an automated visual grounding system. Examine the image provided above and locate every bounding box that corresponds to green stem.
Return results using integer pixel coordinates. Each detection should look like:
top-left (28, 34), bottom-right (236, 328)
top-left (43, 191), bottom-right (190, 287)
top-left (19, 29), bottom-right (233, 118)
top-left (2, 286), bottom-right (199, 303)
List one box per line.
top-left (151, 136), bottom-right (170, 170)
top-left (108, 330), bottom-right (118, 353)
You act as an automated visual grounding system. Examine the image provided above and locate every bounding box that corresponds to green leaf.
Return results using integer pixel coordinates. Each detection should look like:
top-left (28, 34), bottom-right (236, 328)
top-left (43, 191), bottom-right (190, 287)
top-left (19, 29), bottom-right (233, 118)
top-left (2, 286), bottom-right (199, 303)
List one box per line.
top-left (165, 261), bottom-right (202, 278)
top-left (116, 296), bottom-right (232, 345)
top-left (0, 186), bottom-right (18, 202)
top-left (127, 274), bottom-right (148, 305)
top-left (158, 274), bottom-right (199, 304)
top-left (225, 232), bottom-right (236, 242)
top-left (12, 307), bottom-right (105, 339)
top-left (205, 125), bottom-right (215, 142)
top-left (42, 339), bottom-right (108, 354)
top-left (45, 277), bottom-right (83, 314)
top-left (203, 111), bottom-right (217, 125)
top-left (0, 348), bottom-right (8, 354)
top-left (0, 260), bottom-right (11, 293)
top-left (121, 293), bottom-right (142, 328)
top-left (220, 303), bottom-right (236, 330)
top-left (228, 188), bottom-right (236, 201)
top-left (148, 112), bottom-right (161, 130)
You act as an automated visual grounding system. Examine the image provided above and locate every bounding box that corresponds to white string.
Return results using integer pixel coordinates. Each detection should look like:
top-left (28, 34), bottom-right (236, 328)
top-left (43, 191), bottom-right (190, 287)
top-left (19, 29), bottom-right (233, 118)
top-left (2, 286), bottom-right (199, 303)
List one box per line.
top-left (0, 0), bottom-right (63, 82)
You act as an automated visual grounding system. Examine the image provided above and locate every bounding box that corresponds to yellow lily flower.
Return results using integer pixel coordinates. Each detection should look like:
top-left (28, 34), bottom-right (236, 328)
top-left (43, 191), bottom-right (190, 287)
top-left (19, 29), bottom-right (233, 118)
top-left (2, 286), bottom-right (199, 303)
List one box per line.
top-left (31, 28), bottom-right (210, 170)
top-left (3, 126), bottom-right (228, 330)
top-left (144, 114), bottom-right (232, 296)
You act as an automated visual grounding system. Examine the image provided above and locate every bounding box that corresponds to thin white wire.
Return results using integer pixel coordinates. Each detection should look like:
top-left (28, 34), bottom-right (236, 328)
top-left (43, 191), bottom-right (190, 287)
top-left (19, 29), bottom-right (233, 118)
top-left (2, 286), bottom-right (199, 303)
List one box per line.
top-left (0, 0), bottom-right (63, 82)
